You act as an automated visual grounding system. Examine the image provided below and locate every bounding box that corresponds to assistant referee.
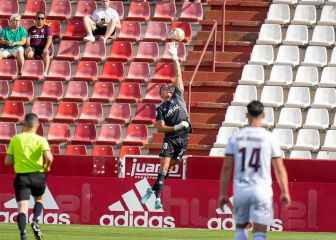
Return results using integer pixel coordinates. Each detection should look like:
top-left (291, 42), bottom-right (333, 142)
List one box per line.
top-left (5, 113), bottom-right (53, 240)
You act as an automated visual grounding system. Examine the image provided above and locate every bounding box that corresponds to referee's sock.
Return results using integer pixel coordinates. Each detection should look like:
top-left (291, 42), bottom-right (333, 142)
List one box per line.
top-left (17, 212), bottom-right (26, 235)
top-left (33, 202), bottom-right (43, 222)
top-left (152, 170), bottom-right (167, 198)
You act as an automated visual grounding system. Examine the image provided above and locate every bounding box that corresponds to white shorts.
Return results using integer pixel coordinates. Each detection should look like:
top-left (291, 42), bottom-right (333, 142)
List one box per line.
top-left (233, 186), bottom-right (273, 226)
top-left (0, 46), bottom-right (24, 58)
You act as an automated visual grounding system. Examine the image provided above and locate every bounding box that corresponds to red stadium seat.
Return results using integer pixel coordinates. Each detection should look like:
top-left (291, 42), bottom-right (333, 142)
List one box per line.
top-left (92, 145), bottom-right (114, 157)
top-left (54, 102), bottom-right (79, 122)
top-left (96, 124), bottom-right (121, 145)
top-left (125, 62), bottom-right (150, 83)
top-left (170, 22), bottom-right (192, 43)
top-left (143, 22), bottom-right (168, 41)
top-left (119, 145), bottom-right (140, 158)
top-left (90, 81), bottom-right (114, 102)
top-left (63, 18), bottom-right (86, 40)
top-left (10, 80), bottom-right (34, 101)
top-left (109, 1), bottom-right (124, 19)
top-left (0, 80), bottom-right (9, 100)
top-left (0, 59), bottom-right (17, 79)
top-left (0, 122), bottom-right (16, 143)
top-left (116, 82), bottom-right (141, 103)
top-left (73, 61), bottom-right (98, 81)
top-left (71, 122), bottom-right (96, 144)
top-left (47, 122), bottom-right (70, 143)
top-left (135, 42), bottom-right (159, 62)
top-left (108, 41), bottom-right (133, 62)
top-left (0, 19), bottom-right (8, 28)
top-left (82, 39), bottom-right (106, 61)
top-left (31, 101), bottom-right (53, 122)
top-left (161, 42), bottom-right (186, 62)
top-left (65, 145), bottom-right (87, 156)
top-left (50, 144), bottom-right (60, 155)
top-left (75, 0), bottom-right (96, 17)
top-left (36, 124), bottom-right (44, 136)
top-left (0, 0), bottom-right (18, 18)
top-left (118, 21), bottom-right (141, 41)
top-left (123, 124), bottom-right (148, 146)
top-left (99, 61), bottom-right (124, 82)
top-left (47, 60), bottom-right (71, 81)
top-left (24, 0), bottom-right (46, 18)
top-left (47, 20), bottom-right (61, 39)
top-left (38, 81), bottom-right (64, 101)
top-left (63, 81), bottom-right (88, 102)
top-left (106, 102), bottom-right (131, 124)
top-left (133, 103), bottom-right (156, 124)
top-left (20, 19), bottom-right (34, 30)
top-left (127, 1), bottom-right (150, 21)
top-left (0, 100), bottom-right (25, 122)
top-left (0, 144), bottom-right (7, 153)
top-left (142, 83), bottom-right (164, 103)
top-left (21, 60), bottom-right (44, 80)
top-left (56, 40), bottom-right (80, 61)
top-left (153, 2), bottom-right (176, 21)
top-left (48, 0), bottom-right (72, 20)
top-left (151, 62), bottom-right (175, 83)
top-left (180, 2), bottom-right (203, 22)
top-left (79, 102), bottom-right (103, 123)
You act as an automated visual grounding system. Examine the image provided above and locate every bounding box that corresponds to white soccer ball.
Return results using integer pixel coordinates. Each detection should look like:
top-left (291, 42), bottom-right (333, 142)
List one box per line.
top-left (171, 28), bottom-right (185, 42)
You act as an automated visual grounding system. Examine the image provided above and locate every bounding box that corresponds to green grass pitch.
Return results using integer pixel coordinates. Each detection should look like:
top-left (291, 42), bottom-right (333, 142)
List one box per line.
top-left (0, 224), bottom-right (335, 240)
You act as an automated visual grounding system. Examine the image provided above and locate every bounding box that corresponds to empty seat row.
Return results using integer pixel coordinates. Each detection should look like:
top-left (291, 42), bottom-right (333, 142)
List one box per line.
top-left (223, 105), bottom-right (336, 129)
top-left (2, 0), bottom-right (202, 22)
top-left (258, 24), bottom-right (336, 47)
top-left (0, 100), bottom-right (158, 124)
top-left (240, 64), bottom-right (336, 87)
top-left (1, 80), bottom-right (165, 104)
top-left (0, 120), bottom-right (148, 145)
top-left (233, 85), bottom-right (336, 109)
top-left (267, 4), bottom-right (336, 25)
top-left (0, 59), bottom-right (177, 83)
top-left (273, 0), bottom-right (336, 6)
top-left (249, 45), bottom-right (336, 67)
top-left (56, 40), bottom-right (187, 63)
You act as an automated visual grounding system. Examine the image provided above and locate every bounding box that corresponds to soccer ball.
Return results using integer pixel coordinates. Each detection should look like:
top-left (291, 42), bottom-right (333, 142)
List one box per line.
top-left (171, 28), bottom-right (185, 42)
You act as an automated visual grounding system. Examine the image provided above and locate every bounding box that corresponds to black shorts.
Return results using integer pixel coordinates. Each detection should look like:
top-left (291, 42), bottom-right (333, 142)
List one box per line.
top-left (159, 135), bottom-right (189, 161)
top-left (14, 173), bottom-right (47, 202)
top-left (31, 46), bottom-right (53, 58)
top-left (93, 26), bottom-right (107, 36)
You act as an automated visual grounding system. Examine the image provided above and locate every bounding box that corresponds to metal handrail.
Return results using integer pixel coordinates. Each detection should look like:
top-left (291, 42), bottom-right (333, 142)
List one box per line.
top-left (222, 0), bottom-right (227, 52)
top-left (187, 20), bottom-right (217, 113)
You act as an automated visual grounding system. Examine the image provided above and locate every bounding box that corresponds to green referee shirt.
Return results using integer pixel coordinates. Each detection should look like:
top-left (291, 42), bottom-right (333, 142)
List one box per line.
top-left (7, 132), bottom-right (50, 174)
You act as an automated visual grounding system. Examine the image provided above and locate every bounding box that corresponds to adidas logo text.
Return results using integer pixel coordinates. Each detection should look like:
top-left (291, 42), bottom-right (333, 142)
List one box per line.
top-left (100, 178), bottom-right (176, 228)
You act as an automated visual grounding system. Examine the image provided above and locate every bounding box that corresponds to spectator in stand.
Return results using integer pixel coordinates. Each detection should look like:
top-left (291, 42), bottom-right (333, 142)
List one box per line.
top-left (25, 12), bottom-right (53, 76)
top-left (0, 14), bottom-right (27, 75)
top-left (83, 0), bottom-right (121, 43)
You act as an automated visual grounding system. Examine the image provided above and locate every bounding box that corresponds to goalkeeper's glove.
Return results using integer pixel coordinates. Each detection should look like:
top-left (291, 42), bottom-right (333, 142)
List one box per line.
top-left (174, 121), bottom-right (189, 131)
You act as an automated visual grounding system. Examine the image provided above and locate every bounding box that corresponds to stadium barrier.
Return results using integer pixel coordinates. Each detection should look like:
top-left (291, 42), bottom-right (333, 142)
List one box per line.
top-left (0, 175), bottom-right (334, 232)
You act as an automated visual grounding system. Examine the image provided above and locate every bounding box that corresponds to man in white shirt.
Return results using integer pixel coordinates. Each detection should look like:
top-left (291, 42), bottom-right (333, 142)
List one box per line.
top-left (219, 100), bottom-right (291, 240)
top-left (83, 0), bottom-right (121, 43)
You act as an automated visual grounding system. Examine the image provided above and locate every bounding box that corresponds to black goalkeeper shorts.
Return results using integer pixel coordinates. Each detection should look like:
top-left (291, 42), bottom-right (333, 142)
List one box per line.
top-left (14, 173), bottom-right (47, 202)
top-left (159, 135), bottom-right (189, 161)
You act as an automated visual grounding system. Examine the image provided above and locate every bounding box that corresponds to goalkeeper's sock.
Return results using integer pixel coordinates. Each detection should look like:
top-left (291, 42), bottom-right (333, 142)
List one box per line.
top-left (253, 232), bottom-right (267, 240)
top-left (234, 228), bottom-right (248, 240)
top-left (152, 170), bottom-right (167, 198)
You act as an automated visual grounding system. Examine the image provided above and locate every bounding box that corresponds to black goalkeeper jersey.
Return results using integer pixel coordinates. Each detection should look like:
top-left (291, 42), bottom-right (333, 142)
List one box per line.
top-left (156, 87), bottom-right (191, 138)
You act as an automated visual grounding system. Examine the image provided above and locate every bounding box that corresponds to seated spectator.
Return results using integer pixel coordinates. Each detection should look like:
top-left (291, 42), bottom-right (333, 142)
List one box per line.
top-left (25, 12), bottom-right (53, 76)
top-left (0, 14), bottom-right (27, 75)
top-left (83, 0), bottom-right (121, 43)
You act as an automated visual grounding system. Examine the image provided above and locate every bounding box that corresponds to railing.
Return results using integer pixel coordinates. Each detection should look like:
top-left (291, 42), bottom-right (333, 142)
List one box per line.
top-left (187, 20), bottom-right (217, 113)
top-left (222, 0), bottom-right (227, 52)
top-left (187, 0), bottom-right (227, 113)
